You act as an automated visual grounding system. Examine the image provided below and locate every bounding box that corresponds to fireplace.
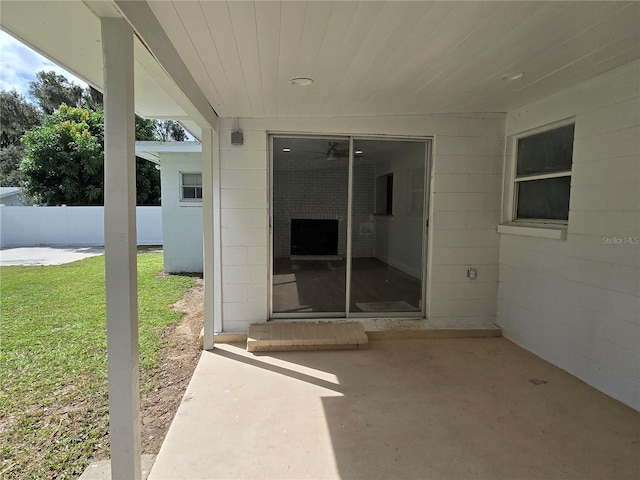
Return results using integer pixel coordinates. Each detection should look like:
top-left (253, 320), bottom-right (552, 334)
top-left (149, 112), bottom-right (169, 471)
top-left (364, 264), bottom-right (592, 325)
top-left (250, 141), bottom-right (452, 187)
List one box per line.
top-left (290, 219), bottom-right (339, 256)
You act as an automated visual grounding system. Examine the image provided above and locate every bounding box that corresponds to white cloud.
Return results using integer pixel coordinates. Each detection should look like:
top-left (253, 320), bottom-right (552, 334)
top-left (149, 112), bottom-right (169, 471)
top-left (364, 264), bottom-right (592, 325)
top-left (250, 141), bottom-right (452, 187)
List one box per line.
top-left (0, 30), bottom-right (88, 102)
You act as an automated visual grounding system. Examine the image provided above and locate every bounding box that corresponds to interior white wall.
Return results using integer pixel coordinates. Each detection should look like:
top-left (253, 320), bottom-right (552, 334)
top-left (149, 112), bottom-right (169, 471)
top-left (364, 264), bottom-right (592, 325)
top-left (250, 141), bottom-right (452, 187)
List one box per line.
top-left (160, 152), bottom-right (203, 273)
top-left (218, 114), bottom-right (504, 332)
top-left (498, 60), bottom-right (640, 411)
top-left (374, 143), bottom-right (427, 279)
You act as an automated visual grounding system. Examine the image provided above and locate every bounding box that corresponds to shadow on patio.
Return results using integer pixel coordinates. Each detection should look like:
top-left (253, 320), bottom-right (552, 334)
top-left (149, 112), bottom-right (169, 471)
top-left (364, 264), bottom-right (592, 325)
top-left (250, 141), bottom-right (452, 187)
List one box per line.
top-left (148, 338), bottom-right (639, 480)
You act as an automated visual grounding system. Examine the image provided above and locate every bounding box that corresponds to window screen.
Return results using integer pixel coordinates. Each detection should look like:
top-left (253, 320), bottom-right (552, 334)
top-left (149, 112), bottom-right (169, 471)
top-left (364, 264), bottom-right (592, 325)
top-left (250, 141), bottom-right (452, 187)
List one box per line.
top-left (516, 176), bottom-right (571, 221)
top-left (514, 123), bottom-right (574, 223)
top-left (181, 173), bottom-right (202, 200)
top-left (516, 124), bottom-right (574, 176)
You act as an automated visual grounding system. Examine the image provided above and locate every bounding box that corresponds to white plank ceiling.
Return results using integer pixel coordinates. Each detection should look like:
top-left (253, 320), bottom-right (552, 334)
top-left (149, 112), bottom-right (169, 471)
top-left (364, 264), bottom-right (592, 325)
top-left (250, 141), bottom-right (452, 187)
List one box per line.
top-left (148, 0), bottom-right (640, 118)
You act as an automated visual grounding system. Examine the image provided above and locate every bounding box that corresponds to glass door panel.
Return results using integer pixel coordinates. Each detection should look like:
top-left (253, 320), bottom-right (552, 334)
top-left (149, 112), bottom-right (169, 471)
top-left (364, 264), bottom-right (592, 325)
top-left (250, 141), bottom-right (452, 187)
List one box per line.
top-left (272, 137), bottom-right (349, 315)
top-left (349, 139), bottom-right (426, 314)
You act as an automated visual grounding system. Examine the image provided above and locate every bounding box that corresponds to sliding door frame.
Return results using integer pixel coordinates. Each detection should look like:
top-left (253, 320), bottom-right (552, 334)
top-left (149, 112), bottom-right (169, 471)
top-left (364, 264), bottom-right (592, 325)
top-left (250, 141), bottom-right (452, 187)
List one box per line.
top-left (347, 136), bottom-right (431, 319)
top-left (269, 134), bottom-right (350, 319)
top-left (268, 133), bottom-right (432, 320)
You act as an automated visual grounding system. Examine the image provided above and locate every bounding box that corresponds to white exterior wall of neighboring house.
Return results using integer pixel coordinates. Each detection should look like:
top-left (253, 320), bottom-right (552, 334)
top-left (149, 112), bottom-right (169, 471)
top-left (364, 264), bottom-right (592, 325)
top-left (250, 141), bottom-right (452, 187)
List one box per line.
top-left (0, 187), bottom-right (26, 206)
top-left (497, 60), bottom-right (640, 410)
top-left (160, 151), bottom-right (203, 273)
top-left (217, 114), bottom-right (505, 333)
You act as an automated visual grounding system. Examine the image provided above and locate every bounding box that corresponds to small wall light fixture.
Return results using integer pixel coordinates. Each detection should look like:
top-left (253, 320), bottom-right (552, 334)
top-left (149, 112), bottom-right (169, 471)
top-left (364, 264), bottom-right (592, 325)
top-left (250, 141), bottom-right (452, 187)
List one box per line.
top-left (231, 117), bottom-right (244, 145)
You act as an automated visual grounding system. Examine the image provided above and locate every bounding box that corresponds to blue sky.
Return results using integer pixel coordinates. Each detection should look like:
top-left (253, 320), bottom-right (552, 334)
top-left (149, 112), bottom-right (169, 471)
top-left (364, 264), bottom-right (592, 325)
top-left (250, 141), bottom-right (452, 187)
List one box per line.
top-left (0, 30), bottom-right (87, 101)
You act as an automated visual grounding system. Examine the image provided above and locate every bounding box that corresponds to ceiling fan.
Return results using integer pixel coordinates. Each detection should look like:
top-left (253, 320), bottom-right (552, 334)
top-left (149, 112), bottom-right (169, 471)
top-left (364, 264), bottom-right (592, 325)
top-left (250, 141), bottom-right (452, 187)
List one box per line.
top-left (304, 141), bottom-right (361, 161)
top-left (324, 142), bottom-right (347, 161)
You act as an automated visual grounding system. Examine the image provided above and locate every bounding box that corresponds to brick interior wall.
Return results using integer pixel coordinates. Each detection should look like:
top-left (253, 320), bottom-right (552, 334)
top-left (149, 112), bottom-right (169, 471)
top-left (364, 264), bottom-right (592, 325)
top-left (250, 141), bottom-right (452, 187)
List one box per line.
top-left (273, 161), bottom-right (375, 258)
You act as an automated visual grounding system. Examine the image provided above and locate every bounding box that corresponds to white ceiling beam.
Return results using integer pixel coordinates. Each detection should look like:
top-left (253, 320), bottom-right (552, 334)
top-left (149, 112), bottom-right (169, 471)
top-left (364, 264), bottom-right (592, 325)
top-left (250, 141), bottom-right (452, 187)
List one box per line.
top-left (113, 0), bottom-right (218, 131)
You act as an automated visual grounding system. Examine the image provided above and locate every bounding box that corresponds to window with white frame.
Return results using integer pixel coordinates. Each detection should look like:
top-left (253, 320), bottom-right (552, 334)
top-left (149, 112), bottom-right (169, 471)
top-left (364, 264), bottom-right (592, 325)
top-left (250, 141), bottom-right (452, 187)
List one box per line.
top-left (181, 172), bottom-right (202, 201)
top-left (513, 122), bottom-right (575, 223)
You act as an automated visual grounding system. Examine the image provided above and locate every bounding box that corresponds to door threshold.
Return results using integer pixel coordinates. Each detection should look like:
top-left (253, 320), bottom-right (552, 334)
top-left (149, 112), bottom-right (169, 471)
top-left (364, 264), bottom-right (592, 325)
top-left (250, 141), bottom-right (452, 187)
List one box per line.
top-left (206, 321), bottom-right (502, 348)
top-left (269, 317), bottom-right (502, 337)
top-left (247, 321), bottom-right (368, 352)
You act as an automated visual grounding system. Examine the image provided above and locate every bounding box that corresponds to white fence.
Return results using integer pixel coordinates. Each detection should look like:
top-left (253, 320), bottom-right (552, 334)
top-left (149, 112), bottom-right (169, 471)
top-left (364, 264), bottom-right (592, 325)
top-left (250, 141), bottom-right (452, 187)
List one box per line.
top-left (0, 206), bottom-right (162, 247)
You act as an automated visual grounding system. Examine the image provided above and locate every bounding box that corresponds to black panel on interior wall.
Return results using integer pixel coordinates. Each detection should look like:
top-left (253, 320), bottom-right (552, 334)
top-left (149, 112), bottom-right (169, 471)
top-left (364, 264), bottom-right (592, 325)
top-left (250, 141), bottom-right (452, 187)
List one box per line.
top-left (290, 219), bottom-right (339, 255)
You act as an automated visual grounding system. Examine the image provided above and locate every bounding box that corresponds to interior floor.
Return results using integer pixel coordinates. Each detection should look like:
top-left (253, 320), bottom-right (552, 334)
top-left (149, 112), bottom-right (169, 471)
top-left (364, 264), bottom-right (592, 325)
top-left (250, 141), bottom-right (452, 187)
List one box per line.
top-left (272, 257), bottom-right (422, 315)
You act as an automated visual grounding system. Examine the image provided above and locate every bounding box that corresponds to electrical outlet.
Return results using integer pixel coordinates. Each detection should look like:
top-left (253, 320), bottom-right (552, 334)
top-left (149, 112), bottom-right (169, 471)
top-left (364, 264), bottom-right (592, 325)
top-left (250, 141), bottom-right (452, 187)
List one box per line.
top-left (467, 267), bottom-right (477, 280)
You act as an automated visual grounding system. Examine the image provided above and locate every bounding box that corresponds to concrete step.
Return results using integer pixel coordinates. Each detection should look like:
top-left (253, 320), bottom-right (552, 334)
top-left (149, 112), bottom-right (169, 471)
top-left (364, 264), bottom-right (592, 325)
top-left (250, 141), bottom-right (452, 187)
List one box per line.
top-left (247, 322), bottom-right (368, 352)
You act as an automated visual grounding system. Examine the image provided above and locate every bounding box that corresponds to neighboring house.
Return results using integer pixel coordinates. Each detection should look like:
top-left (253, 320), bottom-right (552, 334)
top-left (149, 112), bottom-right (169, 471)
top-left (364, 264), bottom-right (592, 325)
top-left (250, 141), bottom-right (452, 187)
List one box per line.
top-left (2, 2), bottom-right (638, 474)
top-left (136, 141), bottom-right (203, 273)
top-left (0, 187), bottom-right (26, 206)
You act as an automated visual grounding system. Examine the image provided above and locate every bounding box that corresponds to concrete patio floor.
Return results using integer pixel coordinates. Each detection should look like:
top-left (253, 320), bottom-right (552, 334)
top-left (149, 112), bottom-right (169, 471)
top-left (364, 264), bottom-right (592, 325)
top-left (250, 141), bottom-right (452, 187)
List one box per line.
top-left (149, 338), bottom-right (639, 480)
top-left (0, 246), bottom-right (104, 266)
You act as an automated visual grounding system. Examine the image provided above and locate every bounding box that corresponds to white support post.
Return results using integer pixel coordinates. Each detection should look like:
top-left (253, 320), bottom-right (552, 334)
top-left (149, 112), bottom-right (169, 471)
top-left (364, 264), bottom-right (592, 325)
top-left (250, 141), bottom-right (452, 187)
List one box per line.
top-left (202, 126), bottom-right (221, 348)
top-left (101, 17), bottom-right (141, 480)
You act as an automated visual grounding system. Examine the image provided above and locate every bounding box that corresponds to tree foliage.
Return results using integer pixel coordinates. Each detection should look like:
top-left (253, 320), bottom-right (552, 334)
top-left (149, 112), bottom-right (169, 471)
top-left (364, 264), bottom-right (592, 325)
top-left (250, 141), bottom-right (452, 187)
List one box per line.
top-left (20, 105), bottom-right (104, 205)
top-left (29, 71), bottom-right (84, 114)
top-left (0, 90), bottom-right (41, 186)
top-left (7, 70), bottom-right (188, 204)
top-left (0, 90), bottom-right (41, 148)
top-left (135, 159), bottom-right (161, 205)
top-left (134, 116), bottom-right (163, 205)
top-left (0, 145), bottom-right (26, 187)
top-left (19, 105), bottom-right (164, 205)
top-left (135, 115), bottom-right (158, 141)
top-left (155, 120), bottom-right (187, 142)
top-left (81, 86), bottom-right (104, 111)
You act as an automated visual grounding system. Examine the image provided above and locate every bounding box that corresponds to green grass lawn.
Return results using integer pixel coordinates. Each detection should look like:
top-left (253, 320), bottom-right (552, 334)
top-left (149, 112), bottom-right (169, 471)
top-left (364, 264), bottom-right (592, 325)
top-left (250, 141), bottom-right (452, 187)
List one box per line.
top-left (0, 253), bottom-right (195, 479)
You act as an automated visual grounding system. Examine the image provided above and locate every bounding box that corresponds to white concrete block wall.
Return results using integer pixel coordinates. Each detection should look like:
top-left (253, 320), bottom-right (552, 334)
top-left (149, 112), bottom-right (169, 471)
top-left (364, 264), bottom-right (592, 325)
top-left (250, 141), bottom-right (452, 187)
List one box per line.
top-left (498, 60), bottom-right (640, 410)
top-left (160, 152), bottom-right (203, 273)
top-left (428, 122), bottom-right (504, 327)
top-left (219, 125), bottom-right (269, 332)
top-left (217, 115), bottom-right (504, 332)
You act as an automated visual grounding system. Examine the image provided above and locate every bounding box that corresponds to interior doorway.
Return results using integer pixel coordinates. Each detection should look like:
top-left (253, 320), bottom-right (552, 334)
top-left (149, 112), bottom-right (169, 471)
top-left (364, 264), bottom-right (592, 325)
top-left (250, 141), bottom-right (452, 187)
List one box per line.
top-left (270, 136), bottom-right (430, 318)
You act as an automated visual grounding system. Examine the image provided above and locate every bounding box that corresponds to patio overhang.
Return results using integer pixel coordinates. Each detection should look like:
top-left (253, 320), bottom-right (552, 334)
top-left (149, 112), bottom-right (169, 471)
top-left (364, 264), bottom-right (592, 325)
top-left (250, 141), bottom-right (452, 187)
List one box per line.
top-left (3, 1), bottom-right (637, 121)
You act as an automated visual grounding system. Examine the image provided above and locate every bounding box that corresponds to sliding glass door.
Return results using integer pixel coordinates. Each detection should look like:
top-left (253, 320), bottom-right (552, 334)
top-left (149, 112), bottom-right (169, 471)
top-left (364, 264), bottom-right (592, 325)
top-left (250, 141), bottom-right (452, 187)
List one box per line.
top-left (271, 135), bottom-right (429, 318)
top-left (271, 137), bottom-right (349, 314)
top-left (349, 139), bottom-right (426, 314)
